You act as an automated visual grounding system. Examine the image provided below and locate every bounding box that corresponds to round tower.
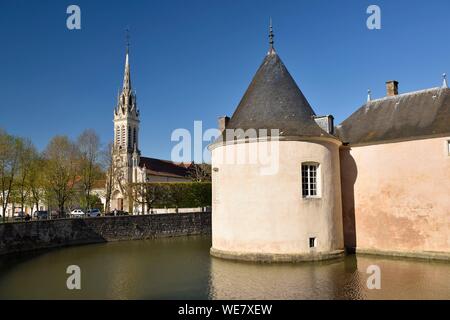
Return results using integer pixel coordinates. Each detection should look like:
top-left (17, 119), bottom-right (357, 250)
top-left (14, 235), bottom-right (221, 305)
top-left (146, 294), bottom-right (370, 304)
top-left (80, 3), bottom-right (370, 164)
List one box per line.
top-left (209, 25), bottom-right (344, 262)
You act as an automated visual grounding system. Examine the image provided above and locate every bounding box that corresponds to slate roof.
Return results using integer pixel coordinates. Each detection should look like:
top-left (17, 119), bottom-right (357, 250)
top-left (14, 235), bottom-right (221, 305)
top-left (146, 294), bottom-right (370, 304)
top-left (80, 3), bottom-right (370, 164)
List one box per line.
top-left (336, 87), bottom-right (450, 145)
top-left (139, 157), bottom-right (192, 179)
top-left (221, 48), bottom-right (334, 141)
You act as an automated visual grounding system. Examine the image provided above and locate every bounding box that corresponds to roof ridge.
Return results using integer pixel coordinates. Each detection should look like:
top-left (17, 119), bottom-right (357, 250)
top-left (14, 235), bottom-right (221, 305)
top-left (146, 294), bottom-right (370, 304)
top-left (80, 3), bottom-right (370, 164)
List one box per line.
top-left (368, 87), bottom-right (446, 103)
top-left (140, 156), bottom-right (191, 166)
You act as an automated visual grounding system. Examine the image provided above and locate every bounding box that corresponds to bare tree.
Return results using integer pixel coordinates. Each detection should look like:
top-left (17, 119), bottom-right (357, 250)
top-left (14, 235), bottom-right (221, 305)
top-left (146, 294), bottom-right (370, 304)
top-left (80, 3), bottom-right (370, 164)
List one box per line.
top-left (129, 183), bottom-right (170, 214)
top-left (77, 129), bottom-right (102, 211)
top-left (102, 143), bottom-right (118, 213)
top-left (43, 136), bottom-right (80, 217)
top-left (188, 163), bottom-right (212, 182)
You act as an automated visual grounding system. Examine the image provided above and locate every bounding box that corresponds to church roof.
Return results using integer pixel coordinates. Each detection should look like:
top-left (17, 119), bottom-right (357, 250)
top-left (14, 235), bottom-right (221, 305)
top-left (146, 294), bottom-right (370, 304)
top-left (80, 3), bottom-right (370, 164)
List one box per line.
top-left (224, 48), bottom-right (334, 141)
top-left (336, 87), bottom-right (450, 145)
top-left (139, 157), bottom-right (192, 179)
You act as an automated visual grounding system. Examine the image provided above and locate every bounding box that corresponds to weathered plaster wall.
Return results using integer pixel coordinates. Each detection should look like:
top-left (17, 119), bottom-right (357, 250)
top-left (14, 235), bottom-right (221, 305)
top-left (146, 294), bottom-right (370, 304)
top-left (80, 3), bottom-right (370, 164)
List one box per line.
top-left (0, 212), bottom-right (211, 256)
top-left (341, 136), bottom-right (450, 257)
top-left (211, 139), bottom-right (344, 260)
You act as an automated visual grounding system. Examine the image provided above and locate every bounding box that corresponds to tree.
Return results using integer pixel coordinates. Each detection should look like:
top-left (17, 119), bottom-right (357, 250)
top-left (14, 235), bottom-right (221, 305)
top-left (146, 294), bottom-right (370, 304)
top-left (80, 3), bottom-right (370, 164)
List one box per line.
top-left (77, 129), bottom-right (102, 210)
top-left (15, 138), bottom-right (37, 214)
top-left (43, 136), bottom-right (80, 216)
top-left (102, 142), bottom-right (117, 213)
top-left (130, 182), bottom-right (169, 214)
top-left (188, 163), bottom-right (212, 182)
top-left (0, 129), bottom-right (21, 222)
top-left (27, 153), bottom-right (46, 213)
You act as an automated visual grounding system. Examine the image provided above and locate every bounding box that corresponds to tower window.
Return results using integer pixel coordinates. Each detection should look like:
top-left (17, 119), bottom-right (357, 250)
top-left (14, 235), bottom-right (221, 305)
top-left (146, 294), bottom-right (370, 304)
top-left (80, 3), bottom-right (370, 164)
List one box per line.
top-left (133, 128), bottom-right (137, 147)
top-left (116, 126), bottom-right (120, 147)
top-left (121, 125), bottom-right (126, 148)
top-left (309, 237), bottom-right (317, 248)
top-left (301, 163), bottom-right (320, 197)
top-left (128, 126), bottom-right (132, 149)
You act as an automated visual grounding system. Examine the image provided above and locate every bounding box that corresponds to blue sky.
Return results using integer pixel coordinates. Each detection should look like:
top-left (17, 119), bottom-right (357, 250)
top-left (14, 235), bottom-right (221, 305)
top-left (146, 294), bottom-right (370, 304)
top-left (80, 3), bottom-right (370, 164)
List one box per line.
top-left (1, 0), bottom-right (450, 160)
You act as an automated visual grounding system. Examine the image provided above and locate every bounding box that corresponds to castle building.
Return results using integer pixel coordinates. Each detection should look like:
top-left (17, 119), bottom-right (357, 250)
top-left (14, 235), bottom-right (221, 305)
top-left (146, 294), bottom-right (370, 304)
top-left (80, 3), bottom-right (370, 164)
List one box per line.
top-left (209, 25), bottom-right (450, 262)
top-left (110, 46), bottom-right (192, 213)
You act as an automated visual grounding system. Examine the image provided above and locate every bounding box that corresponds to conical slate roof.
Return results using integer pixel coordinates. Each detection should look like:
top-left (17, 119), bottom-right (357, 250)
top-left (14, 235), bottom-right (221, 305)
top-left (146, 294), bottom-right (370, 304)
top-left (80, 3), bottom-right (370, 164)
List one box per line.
top-left (225, 48), bottom-right (333, 139)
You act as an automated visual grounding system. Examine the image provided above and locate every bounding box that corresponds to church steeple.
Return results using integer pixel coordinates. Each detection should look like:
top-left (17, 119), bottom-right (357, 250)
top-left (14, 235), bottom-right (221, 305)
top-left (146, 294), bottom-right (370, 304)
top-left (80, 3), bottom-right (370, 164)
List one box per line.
top-left (123, 31), bottom-right (131, 92)
top-left (113, 33), bottom-right (140, 156)
top-left (115, 33), bottom-right (138, 116)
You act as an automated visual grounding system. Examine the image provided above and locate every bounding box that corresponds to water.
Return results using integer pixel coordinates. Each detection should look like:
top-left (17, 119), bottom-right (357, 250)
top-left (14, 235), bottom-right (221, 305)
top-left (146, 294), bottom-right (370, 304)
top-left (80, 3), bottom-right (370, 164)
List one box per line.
top-left (0, 236), bottom-right (448, 300)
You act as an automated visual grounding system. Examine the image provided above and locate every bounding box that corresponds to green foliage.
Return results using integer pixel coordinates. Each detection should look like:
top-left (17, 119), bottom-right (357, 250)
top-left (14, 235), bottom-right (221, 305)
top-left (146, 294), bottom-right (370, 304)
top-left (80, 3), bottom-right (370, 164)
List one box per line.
top-left (131, 182), bottom-right (211, 209)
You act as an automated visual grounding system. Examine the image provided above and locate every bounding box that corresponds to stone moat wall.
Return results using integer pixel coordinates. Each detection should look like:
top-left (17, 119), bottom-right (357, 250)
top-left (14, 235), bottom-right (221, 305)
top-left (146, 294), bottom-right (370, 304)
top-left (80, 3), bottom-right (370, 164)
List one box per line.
top-left (0, 212), bottom-right (211, 256)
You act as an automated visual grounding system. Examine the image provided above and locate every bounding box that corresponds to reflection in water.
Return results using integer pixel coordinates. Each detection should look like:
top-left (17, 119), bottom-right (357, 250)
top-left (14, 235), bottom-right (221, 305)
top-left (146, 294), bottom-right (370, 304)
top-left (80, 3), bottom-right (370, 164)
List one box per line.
top-left (209, 254), bottom-right (365, 300)
top-left (0, 236), bottom-right (448, 300)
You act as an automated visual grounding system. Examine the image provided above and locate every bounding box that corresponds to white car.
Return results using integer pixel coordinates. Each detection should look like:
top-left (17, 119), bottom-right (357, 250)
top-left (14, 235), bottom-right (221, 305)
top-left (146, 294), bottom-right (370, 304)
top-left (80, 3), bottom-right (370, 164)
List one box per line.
top-left (69, 209), bottom-right (85, 218)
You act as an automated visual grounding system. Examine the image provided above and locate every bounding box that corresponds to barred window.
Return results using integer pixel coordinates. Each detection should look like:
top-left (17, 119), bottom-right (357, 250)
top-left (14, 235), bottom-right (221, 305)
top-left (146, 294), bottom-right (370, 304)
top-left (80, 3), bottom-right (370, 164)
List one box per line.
top-left (302, 163), bottom-right (319, 197)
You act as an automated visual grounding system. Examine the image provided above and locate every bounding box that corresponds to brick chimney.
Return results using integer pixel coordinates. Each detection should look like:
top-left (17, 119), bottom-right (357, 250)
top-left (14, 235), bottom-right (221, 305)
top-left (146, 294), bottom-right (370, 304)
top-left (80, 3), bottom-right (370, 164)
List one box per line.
top-left (218, 116), bottom-right (230, 132)
top-left (386, 80), bottom-right (399, 97)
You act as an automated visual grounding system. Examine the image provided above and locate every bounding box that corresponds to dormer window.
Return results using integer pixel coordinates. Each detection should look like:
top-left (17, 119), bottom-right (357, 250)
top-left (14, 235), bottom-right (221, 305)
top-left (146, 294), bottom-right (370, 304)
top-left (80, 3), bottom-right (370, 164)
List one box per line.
top-left (301, 163), bottom-right (320, 198)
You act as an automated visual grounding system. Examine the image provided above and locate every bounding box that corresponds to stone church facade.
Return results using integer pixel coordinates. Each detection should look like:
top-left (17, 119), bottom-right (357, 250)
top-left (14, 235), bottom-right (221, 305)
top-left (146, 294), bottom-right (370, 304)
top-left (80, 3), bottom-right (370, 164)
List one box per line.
top-left (110, 48), bottom-right (191, 214)
top-left (210, 26), bottom-right (450, 262)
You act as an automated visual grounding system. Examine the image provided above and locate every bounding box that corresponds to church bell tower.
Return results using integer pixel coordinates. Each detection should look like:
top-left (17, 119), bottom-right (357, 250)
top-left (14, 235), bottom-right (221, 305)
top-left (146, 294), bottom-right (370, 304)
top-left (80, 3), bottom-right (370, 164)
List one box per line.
top-left (113, 40), bottom-right (140, 191)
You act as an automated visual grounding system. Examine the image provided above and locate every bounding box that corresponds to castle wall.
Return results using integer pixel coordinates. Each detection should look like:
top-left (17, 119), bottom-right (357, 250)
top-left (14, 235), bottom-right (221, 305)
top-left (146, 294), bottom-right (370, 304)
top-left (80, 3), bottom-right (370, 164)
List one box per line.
top-left (340, 136), bottom-right (450, 258)
top-left (0, 212), bottom-right (211, 256)
top-left (211, 139), bottom-right (344, 262)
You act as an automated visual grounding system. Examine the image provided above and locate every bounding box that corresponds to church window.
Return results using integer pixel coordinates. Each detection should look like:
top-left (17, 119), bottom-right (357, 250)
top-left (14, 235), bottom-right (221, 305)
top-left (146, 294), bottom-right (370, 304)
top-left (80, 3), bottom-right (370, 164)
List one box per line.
top-left (121, 125), bottom-right (126, 148)
top-left (301, 163), bottom-right (320, 198)
top-left (128, 126), bottom-right (132, 149)
top-left (133, 128), bottom-right (137, 147)
top-left (116, 126), bottom-right (120, 146)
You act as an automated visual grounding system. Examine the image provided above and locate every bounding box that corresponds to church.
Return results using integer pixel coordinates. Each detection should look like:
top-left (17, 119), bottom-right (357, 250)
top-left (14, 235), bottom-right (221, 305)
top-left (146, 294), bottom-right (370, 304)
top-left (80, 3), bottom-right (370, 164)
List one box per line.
top-left (109, 46), bottom-right (192, 213)
top-left (209, 24), bottom-right (450, 262)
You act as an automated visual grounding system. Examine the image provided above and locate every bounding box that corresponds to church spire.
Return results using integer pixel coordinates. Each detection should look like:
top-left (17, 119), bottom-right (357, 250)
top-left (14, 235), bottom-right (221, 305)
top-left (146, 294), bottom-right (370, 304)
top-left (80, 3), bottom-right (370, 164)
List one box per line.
top-left (123, 29), bottom-right (131, 92)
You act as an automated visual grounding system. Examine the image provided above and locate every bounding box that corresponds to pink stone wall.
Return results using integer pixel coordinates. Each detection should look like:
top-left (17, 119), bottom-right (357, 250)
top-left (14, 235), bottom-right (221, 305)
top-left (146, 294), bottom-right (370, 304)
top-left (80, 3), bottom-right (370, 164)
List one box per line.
top-left (340, 137), bottom-right (450, 254)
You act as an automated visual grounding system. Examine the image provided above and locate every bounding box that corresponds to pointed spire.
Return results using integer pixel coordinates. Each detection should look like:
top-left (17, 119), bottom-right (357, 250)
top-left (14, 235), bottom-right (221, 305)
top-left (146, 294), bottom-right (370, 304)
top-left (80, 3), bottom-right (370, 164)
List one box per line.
top-left (268, 18), bottom-right (275, 54)
top-left (123, 29), bottom-right (131, 91)
top-left (367, 89), bottom-right (372, 102)
top-left (126, 28), bottom-right (130, 54)
top-left (442, 73), bottom-right (448, 88)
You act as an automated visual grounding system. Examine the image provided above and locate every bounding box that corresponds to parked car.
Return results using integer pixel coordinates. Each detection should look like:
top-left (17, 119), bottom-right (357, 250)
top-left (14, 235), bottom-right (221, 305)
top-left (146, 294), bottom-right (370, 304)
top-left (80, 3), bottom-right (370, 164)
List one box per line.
top-left (105, 210), bottom-right (129, 216)
top-left (33, 211), bottom-right (48, 220)
top-left (50, 210), bottom-right (67, 219)
top-left (14, 211), bottom-right (31, 221)
top-left (69, 209), bottom-right (85, 218)
top-left (87, 209), bottom-right (101, 217)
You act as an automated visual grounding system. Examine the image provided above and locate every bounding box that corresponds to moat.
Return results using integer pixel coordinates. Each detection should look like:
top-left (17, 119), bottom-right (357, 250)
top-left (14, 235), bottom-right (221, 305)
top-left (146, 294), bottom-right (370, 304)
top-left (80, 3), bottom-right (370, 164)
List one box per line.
top-left (0, 236), bottom-right (448, 300)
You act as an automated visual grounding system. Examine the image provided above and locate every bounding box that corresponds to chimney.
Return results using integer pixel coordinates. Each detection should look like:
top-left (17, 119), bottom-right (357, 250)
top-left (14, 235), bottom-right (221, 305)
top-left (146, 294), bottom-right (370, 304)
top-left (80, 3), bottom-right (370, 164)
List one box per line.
top-left (386, 80), bottom-right (399, 97)
top-left (218, 116), bottom-right (230, 132)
